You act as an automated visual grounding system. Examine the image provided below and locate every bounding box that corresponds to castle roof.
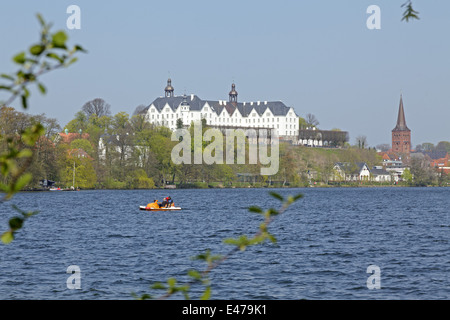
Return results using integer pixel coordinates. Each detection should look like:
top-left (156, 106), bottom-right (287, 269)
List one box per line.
top-left (144, 95), bottom-right (292, 117)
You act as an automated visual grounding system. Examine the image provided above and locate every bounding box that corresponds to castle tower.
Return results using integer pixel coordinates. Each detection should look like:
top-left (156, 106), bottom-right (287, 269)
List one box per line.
top-left (165, 78), bottom-right (174, 97)
top-left (391, 94), bottom-right (411, 154)
top-left (229, 83), bottom-right (238, 104)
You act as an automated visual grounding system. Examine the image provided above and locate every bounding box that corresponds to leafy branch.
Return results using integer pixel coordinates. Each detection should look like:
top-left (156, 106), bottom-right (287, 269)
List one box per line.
top-left (401, 1), bottom-right (420, 22)
top-left (0, 13), bottom-right (86, 110)
top-left (133, 191), bottom-right (303, 300)
top-left (1, 14), bottom-right (86, 244)
top-left (0, 123), bottom-right (44, 200)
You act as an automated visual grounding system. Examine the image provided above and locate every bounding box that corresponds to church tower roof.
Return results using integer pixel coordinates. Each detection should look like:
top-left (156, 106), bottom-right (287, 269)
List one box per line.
top-left (392, 94), bottom-right (410, 132)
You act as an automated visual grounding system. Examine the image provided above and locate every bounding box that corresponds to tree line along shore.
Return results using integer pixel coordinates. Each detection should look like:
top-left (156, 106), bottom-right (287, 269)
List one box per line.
top-left (1, 103), bottom-right (449, 191)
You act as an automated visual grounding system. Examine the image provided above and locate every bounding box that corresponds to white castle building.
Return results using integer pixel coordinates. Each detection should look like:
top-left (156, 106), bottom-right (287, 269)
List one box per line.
top-left (141, 79), bottom-right (299, 138)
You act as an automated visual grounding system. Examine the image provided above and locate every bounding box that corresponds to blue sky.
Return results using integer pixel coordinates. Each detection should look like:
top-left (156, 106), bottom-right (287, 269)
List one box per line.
top-left (1, 1), bottom-right (449, 147)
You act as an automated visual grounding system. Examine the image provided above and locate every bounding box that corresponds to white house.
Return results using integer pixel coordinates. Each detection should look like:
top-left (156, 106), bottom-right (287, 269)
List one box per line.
top-left (332, 162), bottom-right (371, 181)
top-left (141, 79), bottom-right (299, 139)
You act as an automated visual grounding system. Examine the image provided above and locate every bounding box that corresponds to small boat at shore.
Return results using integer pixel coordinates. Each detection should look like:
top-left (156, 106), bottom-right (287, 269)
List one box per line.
top-left (49, 187), bottom-right (80, 191)
top-left (139, 206), bottom-right (181, 211)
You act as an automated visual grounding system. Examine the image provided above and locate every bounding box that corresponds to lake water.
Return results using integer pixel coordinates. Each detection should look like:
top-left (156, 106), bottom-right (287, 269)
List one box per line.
top-left (0, 187), bottom-right (448, 300)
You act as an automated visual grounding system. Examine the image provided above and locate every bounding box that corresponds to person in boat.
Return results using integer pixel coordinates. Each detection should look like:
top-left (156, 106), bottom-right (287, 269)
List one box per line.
top-left (161, 197), bottom-right (169, 208)
top-left (167, 196), bottom-right (173, 207)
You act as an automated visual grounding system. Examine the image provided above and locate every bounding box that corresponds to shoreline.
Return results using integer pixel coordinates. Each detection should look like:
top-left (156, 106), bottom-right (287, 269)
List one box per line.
top-left (22, 183), bottom-right (449, 192)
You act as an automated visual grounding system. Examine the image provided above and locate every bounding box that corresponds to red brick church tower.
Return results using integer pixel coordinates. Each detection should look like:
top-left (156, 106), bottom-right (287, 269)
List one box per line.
top-left (392, 95), bottom-right (411, 154)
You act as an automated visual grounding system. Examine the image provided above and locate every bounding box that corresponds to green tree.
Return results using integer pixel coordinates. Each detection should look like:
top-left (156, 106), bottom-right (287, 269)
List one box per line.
top-left (402, 168), bottom-right (413, 185)
top-left (420, 142), bottom-right (435, 152)
top-left (436, 141), bottom-right (450, 153)
top-left (409, 157), bottom-right (436, 186)
top-left (126, 169), bottom-right (155, 189)
top-left (59, 154), bottom-right (97, 189)
top-left (70, 139), bottom-right (94, 156)
top-left (298, 117), bottom-right (307, 130)
top-left (64, 111), bottom-right (89, 133)
top-left (176, 118), bottom-right (184, 129)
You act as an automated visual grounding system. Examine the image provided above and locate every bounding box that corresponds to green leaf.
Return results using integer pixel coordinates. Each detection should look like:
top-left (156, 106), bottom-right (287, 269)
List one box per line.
top-left (269, 191), bottom-right (284, 201)
top-left (293, 193), bottom-right (304, 201)
top-left (1, 231), bottom-right (14, 244)
top-left (151, 282), bottom-right (166, 290)
top-left (66, 57), bottom-right (78, 67)
top-left (187, 269), bottom-right (202, 281)
top-left (46, 52), bottom-right (64, 64)
top-left (9, 217), bottom-right (23, 230)
top-left (37, 82), bottom-right (46, 94)
top-left (267, 232), bottom-right (277, 244)
top-left (248, 206), bottom-right (263, 214)
top-left (22, 124), bottom-right (45, 145)
top-left (167, 278), bottom-right (176, 288)
top-left (36, 13), bottom-right (46, 27)
top-left (21, 95), bottom-right (28, 109)
top-left (137, 293), bottom-right (152, 300)
top-left (52, 31), bottom-right (68, 48)
top-left (23, 87), bottom-right (30, 98)
top-left (30, 44), bottom-right (45, 56)
top-left (13, 52), bottom-right (26, 64)
top-left (200, 286), bottom-right (211, 300)
top-left (14, 173), bottom-right (32, 192)
top-left (0, 182), bottom-right (8, 193)
top-left (17, 149), bottom-right (33, 158)
top-left (11, 204), bottom-right (38, 218)
top-left (193, 249), bottom-right (211, 261)
top-left (0, 74), bottom-right (14, 81)
top-left (224, 235), bottom-right (250, 251)
top-left (74, 45), bottom-right (87, 53)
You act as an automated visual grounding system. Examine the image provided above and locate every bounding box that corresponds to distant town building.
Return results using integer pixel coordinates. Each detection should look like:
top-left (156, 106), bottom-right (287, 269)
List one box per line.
top-left (298, 128), bottom-right (349, 147)
top-left (370, 166), bottom-right (392, 182)
top-left (330, 162), bottom-right (392, 183)
top-left (98, 134), bottom-right (133, 162)
top-left (141, 79), bottom-right (299, 138)
top-left (55, 131), bottom-right (89, 144)
top-left (379, 152), bottom-right (407, 182)
top-left (422, 150), bottom-right (450, 174)
top-left (391, 94), bottom-right (411, 154)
